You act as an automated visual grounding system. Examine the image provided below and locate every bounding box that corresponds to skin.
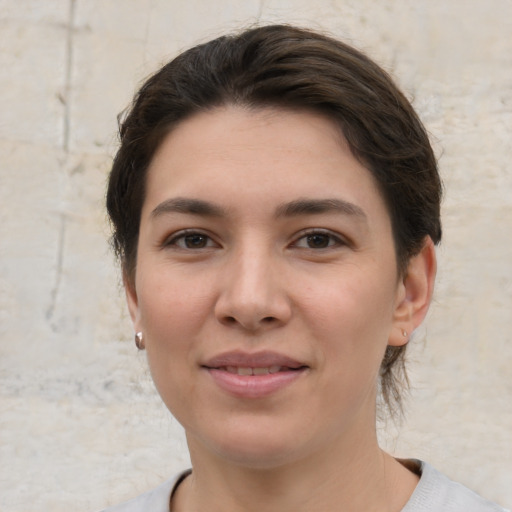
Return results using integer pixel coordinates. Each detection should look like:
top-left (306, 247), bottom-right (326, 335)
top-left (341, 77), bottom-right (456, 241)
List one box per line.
top-left (126, 106), bottom-right (436, 511)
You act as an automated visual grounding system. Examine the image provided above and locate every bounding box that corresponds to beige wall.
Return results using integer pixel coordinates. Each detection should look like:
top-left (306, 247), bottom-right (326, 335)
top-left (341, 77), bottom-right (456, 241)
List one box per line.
top-left (0, 1), bottom-right (511, 510)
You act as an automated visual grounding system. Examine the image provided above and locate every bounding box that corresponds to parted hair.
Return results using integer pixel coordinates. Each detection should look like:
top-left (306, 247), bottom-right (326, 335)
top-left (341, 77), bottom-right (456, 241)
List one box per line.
top-left (107, 24), bottom-right (442, 414)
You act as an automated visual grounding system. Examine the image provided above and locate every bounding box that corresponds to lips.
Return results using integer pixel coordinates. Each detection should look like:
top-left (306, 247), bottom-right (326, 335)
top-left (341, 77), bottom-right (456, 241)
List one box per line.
top-left (203, 350), bottom-right (306, 370)
top-left (202, 350), bottom-right (308, 398)
top-left (223, 365), bottom-right (283, 375)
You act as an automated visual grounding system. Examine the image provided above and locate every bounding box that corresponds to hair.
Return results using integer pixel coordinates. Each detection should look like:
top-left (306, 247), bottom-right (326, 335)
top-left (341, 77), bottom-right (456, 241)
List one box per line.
top-left (107, 24), bottom-right (442, 414)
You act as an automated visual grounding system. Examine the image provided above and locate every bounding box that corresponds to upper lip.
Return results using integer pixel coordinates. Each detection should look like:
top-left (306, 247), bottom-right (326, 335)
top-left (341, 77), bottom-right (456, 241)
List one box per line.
top-left (202, 350), bottom-right (307, 369)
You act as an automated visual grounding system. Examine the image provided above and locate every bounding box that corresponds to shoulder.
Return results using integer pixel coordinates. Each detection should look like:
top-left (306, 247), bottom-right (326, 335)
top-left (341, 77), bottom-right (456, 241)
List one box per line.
top-left (402, 460), bottom-right (509, 512)
top-left (96, 470), bottom-right (191, 512)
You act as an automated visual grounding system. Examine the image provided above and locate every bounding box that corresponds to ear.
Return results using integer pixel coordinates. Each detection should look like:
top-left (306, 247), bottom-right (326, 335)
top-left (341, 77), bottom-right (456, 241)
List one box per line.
top-left (389, 236), bottom-right (437, 347)
top-left (124, 272), bottom-right (142, 331)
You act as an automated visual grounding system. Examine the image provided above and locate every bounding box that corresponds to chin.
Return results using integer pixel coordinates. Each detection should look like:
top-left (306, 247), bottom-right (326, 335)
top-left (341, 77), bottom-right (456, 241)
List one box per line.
top-left (189, 419), bottom-right (311, 470)
top-left (215, 442), bottom-right (301, 470)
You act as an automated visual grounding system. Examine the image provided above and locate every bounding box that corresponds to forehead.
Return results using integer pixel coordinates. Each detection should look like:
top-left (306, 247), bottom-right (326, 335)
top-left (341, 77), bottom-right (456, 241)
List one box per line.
top-left (143, 106), bottom-right (389, 225)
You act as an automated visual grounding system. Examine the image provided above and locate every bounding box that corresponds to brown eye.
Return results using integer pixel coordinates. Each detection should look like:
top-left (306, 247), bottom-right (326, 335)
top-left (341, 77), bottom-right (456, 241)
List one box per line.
top-left (183, 234), bottom-right (209, 248)
top-left (306, 233), bottom-right (331, 249)
top-left (293, 230), bottom-right (345, 250)
top-left (166, 231), bottom-right (217, 250)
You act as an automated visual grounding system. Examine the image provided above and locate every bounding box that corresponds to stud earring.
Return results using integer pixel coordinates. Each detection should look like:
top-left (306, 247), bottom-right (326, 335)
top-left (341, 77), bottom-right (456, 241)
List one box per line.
top-left (135, 332), bottom-right (145, 350)
top-left (402, 329), bottom-right (408, 338)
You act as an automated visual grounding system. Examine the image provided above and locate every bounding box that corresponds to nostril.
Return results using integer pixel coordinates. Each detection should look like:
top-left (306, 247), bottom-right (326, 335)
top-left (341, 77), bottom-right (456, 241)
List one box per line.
top-left (220, 315), bottom-right (277, 328)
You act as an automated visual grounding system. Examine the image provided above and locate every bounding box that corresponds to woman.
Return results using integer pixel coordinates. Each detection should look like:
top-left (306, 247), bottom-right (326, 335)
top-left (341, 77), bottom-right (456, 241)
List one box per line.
top-left (101, 24), bottom-right (508, 512)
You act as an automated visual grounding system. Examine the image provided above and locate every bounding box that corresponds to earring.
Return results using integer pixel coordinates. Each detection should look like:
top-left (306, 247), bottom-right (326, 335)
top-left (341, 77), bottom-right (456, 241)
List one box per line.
top-left (135, 332), bottom-right (145, 350)
top-left (402, 329), bottom-right (408, 338)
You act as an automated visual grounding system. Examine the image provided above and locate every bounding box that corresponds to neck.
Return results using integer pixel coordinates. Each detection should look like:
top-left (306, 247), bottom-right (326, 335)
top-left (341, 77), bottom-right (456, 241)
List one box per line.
top-left (172, 429), bottom-right (418, 512)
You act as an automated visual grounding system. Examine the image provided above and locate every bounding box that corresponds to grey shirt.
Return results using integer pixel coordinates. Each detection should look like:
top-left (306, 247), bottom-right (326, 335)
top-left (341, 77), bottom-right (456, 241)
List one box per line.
top-left (99, 461), bottom-right (509, 512)
top-left (402, 461), bottom-right (508, 512)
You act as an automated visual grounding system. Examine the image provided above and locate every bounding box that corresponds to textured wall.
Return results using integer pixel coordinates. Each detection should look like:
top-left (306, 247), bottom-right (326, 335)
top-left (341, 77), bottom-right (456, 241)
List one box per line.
top-left (0, 1), bottom-right (511, 510)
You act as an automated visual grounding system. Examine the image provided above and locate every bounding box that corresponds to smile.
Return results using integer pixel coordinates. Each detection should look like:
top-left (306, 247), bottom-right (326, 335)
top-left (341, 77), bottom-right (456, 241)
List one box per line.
top-left (202, 351), bottom-right (308, 398)
top-left (221, 366), bottom-right (298, 375)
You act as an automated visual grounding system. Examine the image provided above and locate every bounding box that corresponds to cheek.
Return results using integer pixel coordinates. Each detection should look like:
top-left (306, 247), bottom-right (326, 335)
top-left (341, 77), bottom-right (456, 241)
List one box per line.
top-left (136, 275), bottom-right (214, 406)
top-left (300, 269), bottom-right (396, 368)
top-left (300, 287), bottom-right (393, 427)
top-left (137, 265), bottom-right (213, 334)
top-left (143, 308), bottom-right (200, 428)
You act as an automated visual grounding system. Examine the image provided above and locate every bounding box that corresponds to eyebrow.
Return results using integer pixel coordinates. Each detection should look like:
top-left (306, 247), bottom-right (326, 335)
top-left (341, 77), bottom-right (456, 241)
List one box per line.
top-left (275, 198), bottom-right (367, 220)
top-left (151, 197), bottom-right (227, 218)
top-left (150, 196), bottom-right (367, 222)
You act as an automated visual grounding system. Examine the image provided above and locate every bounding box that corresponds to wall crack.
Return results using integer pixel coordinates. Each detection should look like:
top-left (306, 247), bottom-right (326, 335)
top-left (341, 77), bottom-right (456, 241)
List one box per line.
top-left (63, 0), bottom-right (76, 153)
top-left (46, 214), bottom-right (67, 323)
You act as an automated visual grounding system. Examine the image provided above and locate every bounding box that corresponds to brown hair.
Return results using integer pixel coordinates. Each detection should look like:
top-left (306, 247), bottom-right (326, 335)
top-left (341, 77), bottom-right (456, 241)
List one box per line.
top-left (107, 24), bottom-right (442, 413)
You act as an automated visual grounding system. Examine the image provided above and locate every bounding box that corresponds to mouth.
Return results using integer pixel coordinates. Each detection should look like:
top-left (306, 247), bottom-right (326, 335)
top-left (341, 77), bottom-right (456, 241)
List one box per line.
top-left (218, 365), bottom-right (304, 376)
top-left (201, 351), bottom-right (309, 398)
top-left (202, 350), bottom-right (306, 370)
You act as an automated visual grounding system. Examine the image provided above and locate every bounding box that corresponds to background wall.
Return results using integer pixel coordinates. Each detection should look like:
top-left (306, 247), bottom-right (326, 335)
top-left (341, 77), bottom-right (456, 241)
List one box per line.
top-left (0, 1), bottom-right (511, 510)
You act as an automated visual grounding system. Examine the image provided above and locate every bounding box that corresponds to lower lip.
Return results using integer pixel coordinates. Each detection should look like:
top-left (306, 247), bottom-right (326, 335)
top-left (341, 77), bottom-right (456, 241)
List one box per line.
top-left (205, 368), bottom-right (306, 399)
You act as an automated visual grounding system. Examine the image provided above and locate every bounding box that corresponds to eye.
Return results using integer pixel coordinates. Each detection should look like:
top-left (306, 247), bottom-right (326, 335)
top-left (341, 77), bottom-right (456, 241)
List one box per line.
top-left (293, 230), bottom-right (344, 249)
top-left (165, 231), bottom-right (218, 250)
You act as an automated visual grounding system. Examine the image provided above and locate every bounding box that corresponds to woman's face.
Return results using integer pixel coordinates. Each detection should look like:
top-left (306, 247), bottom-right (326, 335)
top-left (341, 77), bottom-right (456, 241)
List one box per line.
top-left (127, 106), bottom-right (413, 469)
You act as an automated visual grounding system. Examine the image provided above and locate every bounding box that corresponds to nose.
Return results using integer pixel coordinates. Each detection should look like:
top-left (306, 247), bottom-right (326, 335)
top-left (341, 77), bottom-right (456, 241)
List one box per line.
top-left (214, 245), bottom-right (292, 332)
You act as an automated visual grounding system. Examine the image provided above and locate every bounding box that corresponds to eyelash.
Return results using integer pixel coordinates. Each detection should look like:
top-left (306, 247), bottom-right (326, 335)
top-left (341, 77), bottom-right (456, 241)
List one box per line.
top-left (163, 229), bottom-right (346, 251)
top-left (163, 230), bottom-right (218, 250)
top-left (292, 229), bottom-right (347, 250)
